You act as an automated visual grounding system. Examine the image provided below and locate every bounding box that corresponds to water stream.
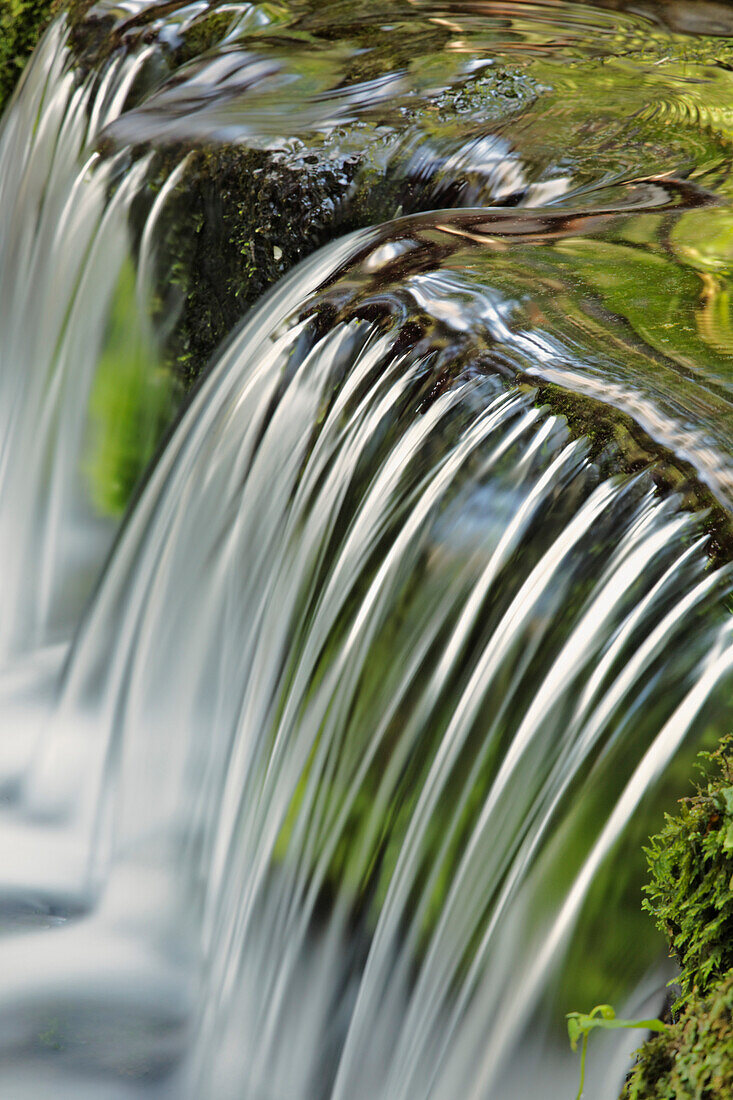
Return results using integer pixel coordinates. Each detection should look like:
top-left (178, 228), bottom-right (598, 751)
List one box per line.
top-left (3, 2), bottom-right (733, 1097)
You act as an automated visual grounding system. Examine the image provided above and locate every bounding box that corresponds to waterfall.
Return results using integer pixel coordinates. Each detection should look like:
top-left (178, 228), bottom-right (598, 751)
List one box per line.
top-left (0, 23), bottom-right (148, 658)
top-left (2, 4), bottom-right (733, 1099)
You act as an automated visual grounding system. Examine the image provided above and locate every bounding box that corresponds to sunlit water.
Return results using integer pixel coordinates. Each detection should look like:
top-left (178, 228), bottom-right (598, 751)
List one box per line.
top-left (2, 3), bottom-right (733, 1098)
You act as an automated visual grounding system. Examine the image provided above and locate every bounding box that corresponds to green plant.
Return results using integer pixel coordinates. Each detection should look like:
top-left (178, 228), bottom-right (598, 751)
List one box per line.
top-left (567, 1005), bottom-right (667, 1100)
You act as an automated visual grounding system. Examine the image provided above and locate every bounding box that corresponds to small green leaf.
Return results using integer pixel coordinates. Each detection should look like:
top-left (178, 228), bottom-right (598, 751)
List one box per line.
top-left (721, 787), bottom-right (733, 815)
top-left (723, 821), bottom-right (733, 851)
top-left (567, 1004), bottom-right (668, 1098)
top-left (584, 1016), bottom-right (667, 1035)
top-left (567, 1017), bottom-right (581, 1051)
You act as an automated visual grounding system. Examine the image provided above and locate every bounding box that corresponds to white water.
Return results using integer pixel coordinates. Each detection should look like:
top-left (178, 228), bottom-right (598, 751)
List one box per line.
top-left (1, 18), bottom-right (733, 1100)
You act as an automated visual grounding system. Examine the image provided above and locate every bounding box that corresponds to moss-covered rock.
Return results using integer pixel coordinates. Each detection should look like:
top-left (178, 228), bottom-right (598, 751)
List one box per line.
top-left (643, 736), bottom-right (733, 1006)
top-left (623, 972), bottom-right (733, 1099)
top-left (0, 0), bottom-right (57, 115)
top-left (132, 65), bottom-right (534, 385)
top-left (621, 739), bottom-right (733, 1098)
top-left (144, 140), bottom-right (364, 385)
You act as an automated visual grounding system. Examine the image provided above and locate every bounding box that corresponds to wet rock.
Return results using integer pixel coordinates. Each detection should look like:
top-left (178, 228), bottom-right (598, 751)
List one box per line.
top-left (142, 141), bottom-right (363, 385)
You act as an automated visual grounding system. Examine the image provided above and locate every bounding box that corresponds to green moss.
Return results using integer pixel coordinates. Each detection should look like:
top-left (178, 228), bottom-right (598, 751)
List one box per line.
top-left (0, 0), bottom-right (108, 103)
top-left (623, 972), bottom-right (733, 1099)
top-left (643, 736), bottom-right (733, 1007)
top-left (0, 0), bottom-right (58, 116)
top-left (615, 740), bottom-right (733, 1099)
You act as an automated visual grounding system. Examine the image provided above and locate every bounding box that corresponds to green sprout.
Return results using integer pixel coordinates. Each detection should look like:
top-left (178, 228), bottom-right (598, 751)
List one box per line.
top-left (566, 1004), bottom-right (667, 1100)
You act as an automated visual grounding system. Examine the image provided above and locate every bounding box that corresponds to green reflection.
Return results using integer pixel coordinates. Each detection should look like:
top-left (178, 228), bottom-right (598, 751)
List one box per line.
top-left (84, 260), bottom-right (179, 516)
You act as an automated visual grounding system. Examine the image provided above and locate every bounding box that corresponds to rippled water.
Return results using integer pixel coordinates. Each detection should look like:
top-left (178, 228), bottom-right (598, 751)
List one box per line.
top-left (83, 0), bottom-right (733, 501)
top-left (2, 2), bottom-right (733, 1098)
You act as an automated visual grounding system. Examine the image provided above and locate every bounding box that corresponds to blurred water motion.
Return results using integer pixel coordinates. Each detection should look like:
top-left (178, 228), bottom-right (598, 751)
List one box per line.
top-left (2, 2), bottom-right (733, 1098)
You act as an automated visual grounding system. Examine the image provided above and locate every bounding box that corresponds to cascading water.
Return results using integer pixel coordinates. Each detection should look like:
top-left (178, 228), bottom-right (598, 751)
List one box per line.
top-left (3, 2), bottom-right (733, 1098)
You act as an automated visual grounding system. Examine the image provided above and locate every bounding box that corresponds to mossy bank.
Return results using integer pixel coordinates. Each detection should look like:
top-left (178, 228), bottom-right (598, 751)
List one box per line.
top-left (623, 738), bottom-right (733, 1098)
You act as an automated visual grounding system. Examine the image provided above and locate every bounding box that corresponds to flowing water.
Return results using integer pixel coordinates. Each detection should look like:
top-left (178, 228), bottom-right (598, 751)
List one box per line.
top-left (3, 2), bottom-right (733, 1097)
